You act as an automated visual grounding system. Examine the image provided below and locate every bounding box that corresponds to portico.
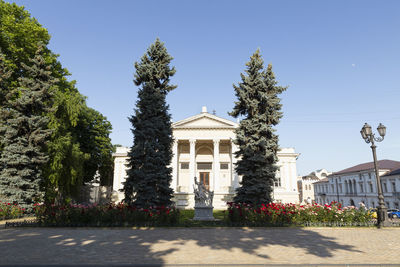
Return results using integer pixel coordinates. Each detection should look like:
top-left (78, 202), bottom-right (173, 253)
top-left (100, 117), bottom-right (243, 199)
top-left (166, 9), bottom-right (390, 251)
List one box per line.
top-left (113, 106), bottom-right (300, 208)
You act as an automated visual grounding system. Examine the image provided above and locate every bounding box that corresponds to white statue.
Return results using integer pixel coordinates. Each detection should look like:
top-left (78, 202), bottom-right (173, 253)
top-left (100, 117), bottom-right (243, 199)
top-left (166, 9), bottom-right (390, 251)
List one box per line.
top-left (193, 177), bottom-right (214, 207)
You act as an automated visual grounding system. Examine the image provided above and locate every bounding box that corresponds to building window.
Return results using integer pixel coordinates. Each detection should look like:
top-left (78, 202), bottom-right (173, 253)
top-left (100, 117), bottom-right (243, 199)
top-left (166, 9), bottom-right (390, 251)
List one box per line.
top-left (180, 163), bottom-right (189, 169)
top-left (383, 183), bottom-right (387, 193)
top-left (392, 182), bottom-right (396, 192)
top-left (359, 183), bottom-right (364, 193)
top-left (197, 163), bottom-right (212, 170)
top-left (219, 145), bottom-right (230, 153)
top-left (274, 177), bottom-right (281, 187)
top-left (386, 202), bottom-right (390, 209)
top-left (339, 184), bottom-right (342, 193)
top-left (274, 170), bottom-right (281, 187)
top-left (369, 182), bottom-right (373, 193)
top-left (331, 184), bottom-right (334, 192)
top-left (395, 202), bottom-right (399, 209)
top-left (179, 145), bottom-right (190, 153)
top-left (220, 163), bottom-right (229, 170)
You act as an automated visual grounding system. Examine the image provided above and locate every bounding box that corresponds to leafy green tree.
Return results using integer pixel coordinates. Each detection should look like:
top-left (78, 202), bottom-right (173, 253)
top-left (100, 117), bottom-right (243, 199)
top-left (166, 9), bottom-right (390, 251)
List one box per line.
top-left (230, 49), bottom-right (287, 206)
top-left (77, 107), bottom-right (114, 186)
top-left (0, 46), bottom-right (55, 209)
top-left (124, 39), bottom-right (176, 207)
top-left (0, 1), bottom-right (114, 204)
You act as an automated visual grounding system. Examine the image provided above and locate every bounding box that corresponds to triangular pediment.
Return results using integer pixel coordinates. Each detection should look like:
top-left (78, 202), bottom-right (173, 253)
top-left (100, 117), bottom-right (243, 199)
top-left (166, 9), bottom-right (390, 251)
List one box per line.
top-left (173, 113), bottom-right (238, 129)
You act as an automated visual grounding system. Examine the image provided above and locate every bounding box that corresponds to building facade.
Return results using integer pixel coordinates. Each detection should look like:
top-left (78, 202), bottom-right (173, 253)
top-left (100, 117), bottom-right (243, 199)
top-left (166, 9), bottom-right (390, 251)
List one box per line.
top-left (298, 169), bottom-right (331, 204)
top-left (113, 107), bottom-right (300, 209)
top-left (314, 160), bottom-right (400, 209)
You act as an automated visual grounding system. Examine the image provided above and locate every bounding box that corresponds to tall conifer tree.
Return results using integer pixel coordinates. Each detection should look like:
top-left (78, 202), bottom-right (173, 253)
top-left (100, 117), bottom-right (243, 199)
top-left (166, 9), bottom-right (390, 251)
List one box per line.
top-left (124, 39), bottom-right (176, 207)
top-left (230, 50), bottom-right (286, 206)
top-left (0, 51), bottom-right (12, 175)
top-left (0, 46), bottom-right (55, 209)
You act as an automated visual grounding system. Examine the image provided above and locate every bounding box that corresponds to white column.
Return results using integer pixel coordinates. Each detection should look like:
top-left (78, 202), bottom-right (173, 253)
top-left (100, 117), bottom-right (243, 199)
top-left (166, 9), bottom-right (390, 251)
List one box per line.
top-left (213, 139), bottom-right (220, 192)
top-left (231, 140), bottom-right (239, 189)
top-left (171, 139), bottom-right (178, 192)
top-left (112, 158), bottom-right (121, 192)
top-left (189, 139), bottom-right (196, 193)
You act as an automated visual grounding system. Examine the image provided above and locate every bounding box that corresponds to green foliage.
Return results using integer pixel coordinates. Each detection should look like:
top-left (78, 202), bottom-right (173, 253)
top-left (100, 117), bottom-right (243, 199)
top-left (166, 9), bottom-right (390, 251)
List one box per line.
top-left (124, 39), bottom-right (176, 207)
top-left (34, 203), bottom-right (179, 227)
top-left (227, 202), bottom-right (373, 226)
top-left (0, 1), bottom-right (114, 205)
top-left (230, 50), bottom-right (287, 206)
top-left (0, 51), bottom-right (11, 156)
top-left (0, 46), bottom-right (54, 210)
top-left (77, 107), bottom-right (114, 186)
top-left (0, 201), bottom-right (24, 220)
top-left (0, 0), bottom-right (50, 91)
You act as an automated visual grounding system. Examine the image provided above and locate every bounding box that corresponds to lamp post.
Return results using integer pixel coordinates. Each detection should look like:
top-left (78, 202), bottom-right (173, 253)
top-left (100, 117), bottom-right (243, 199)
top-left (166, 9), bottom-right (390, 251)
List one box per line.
top-left (360, 122), bottom-right (388, 227)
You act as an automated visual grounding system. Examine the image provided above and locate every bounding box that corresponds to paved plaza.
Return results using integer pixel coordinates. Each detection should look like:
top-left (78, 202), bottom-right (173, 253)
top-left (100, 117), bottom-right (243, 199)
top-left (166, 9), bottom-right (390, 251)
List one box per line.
top-left (0, 226), bottom-right (399, 266)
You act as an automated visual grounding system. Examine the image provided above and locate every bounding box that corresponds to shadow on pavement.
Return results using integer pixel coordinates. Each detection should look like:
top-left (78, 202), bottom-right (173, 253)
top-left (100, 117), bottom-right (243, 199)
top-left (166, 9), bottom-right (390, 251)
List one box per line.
top-left (0, 227), bottom-right (362, 265)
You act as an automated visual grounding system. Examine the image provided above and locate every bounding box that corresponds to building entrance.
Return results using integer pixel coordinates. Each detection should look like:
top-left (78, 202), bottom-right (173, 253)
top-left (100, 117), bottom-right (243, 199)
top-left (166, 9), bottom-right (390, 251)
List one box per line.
top-left (199, 172), bottom-right (210, 190)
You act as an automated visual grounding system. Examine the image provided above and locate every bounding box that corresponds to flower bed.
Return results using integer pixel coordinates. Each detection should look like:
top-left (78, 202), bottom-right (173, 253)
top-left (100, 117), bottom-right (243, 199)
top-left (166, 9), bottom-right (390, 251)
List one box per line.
top-left (0, 201), bottom-right (25, 220)
top-left (227, 202), bottom-right (373, 226)
top-left (34, 203), bottom-right (179, 227)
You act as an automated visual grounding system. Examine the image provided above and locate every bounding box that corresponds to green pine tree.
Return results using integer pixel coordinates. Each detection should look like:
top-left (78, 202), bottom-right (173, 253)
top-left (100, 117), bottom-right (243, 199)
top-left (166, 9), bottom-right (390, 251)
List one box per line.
top-left (229, 49), bottom-right (287, 206)
top-left (0, 45), bottom-right (55, 210)
top-left (0, 51), bottom-right (12, 178)
top-left (124, 39), bottom-right (176, 208)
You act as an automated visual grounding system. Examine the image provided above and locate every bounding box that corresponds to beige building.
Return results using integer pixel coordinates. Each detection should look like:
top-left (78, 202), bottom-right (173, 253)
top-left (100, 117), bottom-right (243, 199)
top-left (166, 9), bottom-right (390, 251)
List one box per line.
top-left (113, 107), bottom-right (300, 209)
top-left (298, 169), bottom-right (331, 204)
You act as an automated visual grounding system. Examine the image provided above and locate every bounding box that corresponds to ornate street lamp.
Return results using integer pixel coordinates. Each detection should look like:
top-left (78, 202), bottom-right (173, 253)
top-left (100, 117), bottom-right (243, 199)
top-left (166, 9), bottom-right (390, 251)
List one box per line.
top-left (360, 123), bottom-right (388, 227)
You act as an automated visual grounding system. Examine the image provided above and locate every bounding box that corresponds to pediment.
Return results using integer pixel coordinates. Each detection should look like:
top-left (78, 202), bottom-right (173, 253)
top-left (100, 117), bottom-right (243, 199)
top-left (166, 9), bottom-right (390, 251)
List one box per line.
top-left (173, 113), bottom-right (238, 129)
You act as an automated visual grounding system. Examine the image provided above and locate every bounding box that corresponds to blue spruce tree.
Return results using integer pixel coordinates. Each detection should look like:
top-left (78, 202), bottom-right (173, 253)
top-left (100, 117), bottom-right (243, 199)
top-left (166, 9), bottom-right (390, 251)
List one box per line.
top-left (0, 45), bottom-right (55, 210)
top-left (123, 39), bottom-right (176, 207)
top-left (230, 50), bottom-right (287, 206)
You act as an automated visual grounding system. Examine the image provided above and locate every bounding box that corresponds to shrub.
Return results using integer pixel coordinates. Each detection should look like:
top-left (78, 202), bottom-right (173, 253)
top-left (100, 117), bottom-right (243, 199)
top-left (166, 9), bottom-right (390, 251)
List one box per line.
top-left (34, 203), bottom-right (179, 226)
top-left (227, 201), bottom-right (373, 226)
top-left (0, 201), bottom-right (25, 220)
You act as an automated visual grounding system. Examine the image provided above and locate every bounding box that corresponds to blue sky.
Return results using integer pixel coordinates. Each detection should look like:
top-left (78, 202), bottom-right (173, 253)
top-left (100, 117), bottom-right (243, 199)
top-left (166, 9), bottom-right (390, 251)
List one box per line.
top-left (8, 0), bottom-right (400, 175)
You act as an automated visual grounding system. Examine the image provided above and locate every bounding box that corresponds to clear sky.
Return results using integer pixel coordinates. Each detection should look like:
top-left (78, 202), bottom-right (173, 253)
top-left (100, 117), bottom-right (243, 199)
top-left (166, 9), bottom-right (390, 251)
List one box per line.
top-left (7, 0), bottom-right (400, 176)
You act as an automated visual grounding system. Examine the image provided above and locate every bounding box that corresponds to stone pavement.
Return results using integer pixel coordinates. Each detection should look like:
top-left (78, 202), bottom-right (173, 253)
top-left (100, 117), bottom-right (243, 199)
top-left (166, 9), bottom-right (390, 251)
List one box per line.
top-left (0, 227), bottom-right (399, 266)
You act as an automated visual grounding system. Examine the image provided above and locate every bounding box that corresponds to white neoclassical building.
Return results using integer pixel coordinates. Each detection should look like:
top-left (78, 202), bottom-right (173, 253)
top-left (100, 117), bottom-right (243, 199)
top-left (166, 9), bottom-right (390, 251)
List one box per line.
top-left (113, 106), bottom-right (300, 209)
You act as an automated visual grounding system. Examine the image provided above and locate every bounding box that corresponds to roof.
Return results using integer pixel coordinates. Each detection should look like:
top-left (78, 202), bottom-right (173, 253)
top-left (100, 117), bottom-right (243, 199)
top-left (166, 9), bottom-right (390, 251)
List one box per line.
top-left (172, 111), bottom-right (238, 129)
top-left (333, 160), bottom-right (400, 175)
top-left (313, 177), bottom-right (329, 184)
top-left (383, 167), bottom-right (400, 177)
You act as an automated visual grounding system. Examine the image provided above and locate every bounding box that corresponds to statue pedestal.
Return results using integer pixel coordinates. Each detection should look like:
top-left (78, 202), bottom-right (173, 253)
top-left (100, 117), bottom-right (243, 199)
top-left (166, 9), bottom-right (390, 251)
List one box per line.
top-left (193, 206), bottom-right (215, 221)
